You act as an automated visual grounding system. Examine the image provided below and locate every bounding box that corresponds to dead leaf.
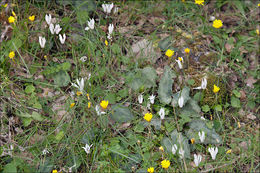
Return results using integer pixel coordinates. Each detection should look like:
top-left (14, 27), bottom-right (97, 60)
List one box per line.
top-left (240, 90), bottom-right (246, 101)
top-left (129, 39), bottom-right (161, 63)
top-left (245, 76), bottom-right (257, 88)
top-left (247, 113), bottom-right (256, 120)
top-left (239, 141), bottom-right (251, 150)
top-left (225, 43), bottom-right (233, 53)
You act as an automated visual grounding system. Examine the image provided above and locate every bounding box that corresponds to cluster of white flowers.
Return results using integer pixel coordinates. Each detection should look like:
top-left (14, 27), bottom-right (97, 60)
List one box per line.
top-left (39, 14), bottom-right (67, 48)
top-left (71, 78), bottom-right (85, 92)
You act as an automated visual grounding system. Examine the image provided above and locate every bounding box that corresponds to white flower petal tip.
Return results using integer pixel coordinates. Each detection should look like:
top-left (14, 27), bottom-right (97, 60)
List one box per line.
top-left (39, 36), bottom-right (46, 48)
top-left (198, 131), bottom-right (205, 143)
top-left (208, 147), bottom-right (218, 160)
top-left (194, 154), bottom-right (202, 167)
top-left (159, 108), bottom-right (165, 120)
top-left (80, 56), bottom-right (88, 62)
top-left (179, 147), bottom-right (185, 159)
top-left (171, 144), bottom-right (178, 154)
top-left (148, 94), bottom-right (155, 104)
top-left (178, 96), bottom-right (184, 108)
top-left (71, 78), bottom-right (84, 92)
top-left (138, 94), bottom-right (143, 104)
top-left (59, 33), bottom-right (66, 44)
top-left (95, 105), bottom-right (105, 115)
top-left (45, 14), bottom-right (52, 25)
top-left (194, 77), bottom-right (207, 90)
top-left (85, 19), bottom-right (95, 30)
top-left (82, 143), bottom-right (93, 154)
top-left (54, 24), bottom-right (62, 34)
top-left (102, 3), bottom-right (114, 14)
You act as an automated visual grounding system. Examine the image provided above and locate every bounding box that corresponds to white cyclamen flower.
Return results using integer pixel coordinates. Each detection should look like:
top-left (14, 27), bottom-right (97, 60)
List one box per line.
top-left (39, 36), bottom-right (46, 48)
top-left (71, 78), bottom-right (84, 92)
top-left (194, 77), bottom-right (207, 90)
top-left (59, 33), bottom-right (66, 44)
top-left (198, 131), bottom-right (205, 143)
top-left (138, 94), bottom-right (143, 104)
top-left (148, 94), bottom-right (155, 104)
top-left (102, 3), bottom-right (114, 14)
top-left (107, 23), bottom-right (114, 39)
top-left (201, 116), bottom-right (206, 120)
top-left (85, 19), bottom-right (95, 31)
top-left (54, 24), bottom-right (62, 34)
top-left (42, 148), bottom-right (49, 155)
top-left (208, 147), bottom-right (218, 160)
top-left (45, 14), bottom-right (52, 25)
top-left (179, 147), bottom-right (185, 159)
top-left (95, 105), bottom-right (105, 116)
top-left (80, 56), bottom-right (88, 62)
top-left (49, 23), bottom-right (55, 34)
top-left (176, 59), bottom-right (183, 69)
top-left (82, 143), bottom-right (93, 154)
top-left (159, 108), bottom-right (165, 120)
top-left (171, 144), bottom-right (178, 154)
top-left (147, 103), bottom-right (151, 110)
top-left (194, 154), bottom-right (202, 167)
top-left (178, 96), bottom-right (184, 108)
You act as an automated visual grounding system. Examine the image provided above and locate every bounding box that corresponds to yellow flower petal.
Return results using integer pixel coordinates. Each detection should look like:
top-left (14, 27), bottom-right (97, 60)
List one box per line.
top-left (147, 167), bottom-right (154, 173)
top-left (184, 48), bottom-right (190, 54)
top-left (100, 100), bottom-right (109, 109)
top-left (191, 138), bottom-right (195, 144)
top-left (8, 16), bottom-right (15, 23)
top-left (226, 149), bottom-right (232, 154)
top-left (161, 159), bottom-right (170, 169)
top-left (70, 103), bottom-right (75, 108)
top-left (213, 84), bottom-right (220, 93)
top-left (212, 19), bottom-right (223, 29)
top-left (105, 40), bottom-right (108, 46)
top-left (165, 49), bottom-right (174, 58)
top-left (9, 51), bottom-right (15, 59)
top-left (29, 15), bottom-right (35, 22)
top-left (76, 91), bottom-right (82, 96)
top-left (159, 146), bottom-right (164, 152)
top-left (88, 102), bottom-right (91, 108)
top-left (143, 112), bottom-right (152, 122)
top-left (195, 0), bottom-right (204, 5)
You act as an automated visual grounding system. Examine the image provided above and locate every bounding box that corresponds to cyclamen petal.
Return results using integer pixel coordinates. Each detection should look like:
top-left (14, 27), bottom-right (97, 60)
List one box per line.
top-left (198, 131), bottom-right (205, 143)
top-left (49, 23), bottom-right (55, 34)
top-left (171, 144), bottom-right (177, 154)
top-left (159, 108), bottom-right (165, 120)
top-left (59, 34), bottom-right (66, 44)
top-left (54, 24), bottom-right (62, 34)
top-left (178, 96), bottom-right (184, 108)
top-left (138, 94), bottom-right (143, 104)
top-left (208, 147), bottom-right (218, 160)
top-left (39, 36), bottom-right (46, 48)
top-left (45, 14), bottom-right (52, 25)
top-left (194, 154), bottom-right (202, 167)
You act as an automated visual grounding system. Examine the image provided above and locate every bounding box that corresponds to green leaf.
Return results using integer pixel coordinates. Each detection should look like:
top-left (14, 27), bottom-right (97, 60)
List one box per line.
top-left (53, 71), bottom-right (71, 87)
top-left (158, 36), bottom-right (172, 51)
top-left (141, 67), bottom-right (157, 87)
top-left (3, 162), bottom-right (17, 173)
top-left (232, 90), bottom-right (241, 98)
top-left (162, 130), bottom-right (190, 158)
top-left (180, 99), bottom-right (201, 118)
top-left (18, 112), bottom-right (31, 118)
top-left (22, 118), bottom-right (32, 127)
top-left (178, 114), bottom-right (191, 131)
top-left (186, 120), bottom-right (222, 144)
top-left (25, 85), bottom-right (35, 94)
top-left (158, 66), bottom-right (175, 104)
top-left (31, 111), bottom-right (44, 121)
top-left (231, 96), bottom-right (240, 108)
top-left (215, 105), bottom-right (222, 112)
top-left (111, 43), bottom-right (121, 54)
top-left (187, 79), bottom-right (195, 85)
top-left (110, 105), bottom-right (134, 123)
top-left (202, 105), bottom-right (210, 113)
top-left (33, 102), bottom-right (42, 109)
top-left (61, 62), bottom-right (71, 71)
top-left (55, 131), bottom-right (65, 141)
top-left (105, 93), bottom-right (117, 104)
top-left (76, 10), bottom-right (89, 25)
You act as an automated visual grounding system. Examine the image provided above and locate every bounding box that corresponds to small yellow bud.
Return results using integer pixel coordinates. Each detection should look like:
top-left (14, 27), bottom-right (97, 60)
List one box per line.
top-left (159, 146), bottom-right (164, 152)
top-left (70, 103), bottom-right (75, 108)
top-left (105, 40), bottom-right (108, 46)
top-left (9, 51), bottom-right (15, 59)
top-left (29, 15), bottom-right (35, 22)
top-left (88, 102), bottom-right (91, 108)
top-left (76, 91), bottom-right (82, 96)
top-left (165, 49), bottom-right (174, 58)
top-left (191, 138), bottom-right (195, 144)
top-left (226, 149), bottom-right (232, 154)
top-left (213, 84), bottom-right (220, 93)
top-left (100, 100), bottom-right (109, 109)
top-left (184, 48), bottom-right (190, 54)
top-left (8, 16), bottom-right (15, 23)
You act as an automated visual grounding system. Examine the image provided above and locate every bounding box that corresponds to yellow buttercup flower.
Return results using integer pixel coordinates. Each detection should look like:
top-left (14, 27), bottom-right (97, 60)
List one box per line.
top-left (9, 51), bottom-right (15, 59)
top-left (184, 48), bottom-right (190, 54)
top-left (52, 170), bottom-right (58, 173)
top-left (256, 29), bottom-right (259, 35)
top-left (28, 15), bottom-right (35, 22)
top-left (147, 167), bottom-right (154, 173)
top-left (226, 149), bottom-right (232, 154)
top-left (88, 102), bottom-right (91, 108)
top-left (178, 57), bottom-right (183, 62)
top-left (165, 49), bottom-right (174, 58)
top-left (86, 93), bottom-right (90, 100)
top-left (8, 16), bottom-right (15, 23)
top-left (195, 0), bottom-right (204, 5)
top-left (159, 146), bottom-right (164, 152)
top-left (105, 40), bottom-right (108, 46)
top-left (100, 100), bottom-right (109, 109)
top-left (70, 103), bottom-right (75, 108)
top-left (212, 19), bottom-right (223, 29)
top-left (191, 138), bottom-right (195, 144)
top-left (3, 4), bottom-right (8, 7)
top-left (76, 91), bottom-right (82, 96)
top-left (213, 84), bottom-right (220, 93)
top-left (258, 3), bottom-right (260, 6)
top-left (161, 159), bottom-right (170, 169)
top-left (144, 112), bottom-right (152, 122)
